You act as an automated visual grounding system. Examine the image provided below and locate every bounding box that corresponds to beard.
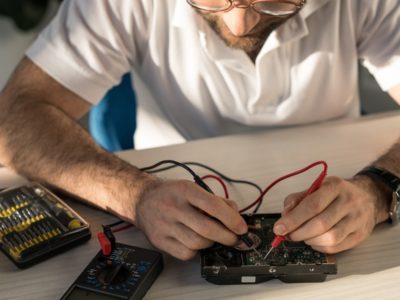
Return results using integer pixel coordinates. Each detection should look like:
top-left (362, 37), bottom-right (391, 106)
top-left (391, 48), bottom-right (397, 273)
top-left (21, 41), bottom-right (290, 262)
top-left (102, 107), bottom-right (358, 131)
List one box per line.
top-left (200, 12), bottom-right (295, 55)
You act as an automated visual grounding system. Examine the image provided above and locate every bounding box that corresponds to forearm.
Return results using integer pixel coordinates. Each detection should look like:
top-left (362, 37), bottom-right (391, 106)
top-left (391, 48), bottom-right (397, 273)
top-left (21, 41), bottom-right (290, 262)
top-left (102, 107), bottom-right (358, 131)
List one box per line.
top-left (372, 137), bottom-right (400, 174)
top-left (0, 95), bottom-right (155, 223)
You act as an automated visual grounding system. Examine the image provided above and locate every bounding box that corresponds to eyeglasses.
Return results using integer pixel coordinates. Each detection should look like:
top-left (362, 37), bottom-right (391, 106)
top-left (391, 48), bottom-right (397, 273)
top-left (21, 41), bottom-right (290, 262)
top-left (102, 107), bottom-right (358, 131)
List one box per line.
top-left (186, 0), bottom-right (306, 17)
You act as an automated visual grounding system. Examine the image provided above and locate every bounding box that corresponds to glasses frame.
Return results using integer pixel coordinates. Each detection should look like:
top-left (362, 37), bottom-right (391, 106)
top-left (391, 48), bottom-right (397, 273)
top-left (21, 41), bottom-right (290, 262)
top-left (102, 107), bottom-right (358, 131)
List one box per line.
top-left (186, 0), bottom-right (306, 17)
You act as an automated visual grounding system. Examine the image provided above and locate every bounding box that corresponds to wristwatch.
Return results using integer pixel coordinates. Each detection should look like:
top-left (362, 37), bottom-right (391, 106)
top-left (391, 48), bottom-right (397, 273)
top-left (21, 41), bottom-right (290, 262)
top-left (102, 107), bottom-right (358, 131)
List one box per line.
top-left (357, 166), bottom-right (400, 225)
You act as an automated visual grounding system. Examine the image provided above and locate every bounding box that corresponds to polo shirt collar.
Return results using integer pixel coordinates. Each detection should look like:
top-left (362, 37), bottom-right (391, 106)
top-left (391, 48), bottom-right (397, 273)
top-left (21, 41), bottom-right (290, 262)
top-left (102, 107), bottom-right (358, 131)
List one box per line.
top-left (300, 0), bottom-right (332, 19)
top-left (259, 0), bottom-right (331, 54)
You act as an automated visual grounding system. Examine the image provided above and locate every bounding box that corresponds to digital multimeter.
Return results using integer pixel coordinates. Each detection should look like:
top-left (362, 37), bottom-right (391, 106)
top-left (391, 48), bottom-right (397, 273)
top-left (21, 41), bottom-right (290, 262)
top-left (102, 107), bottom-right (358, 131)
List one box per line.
top-left (60, 243), bottom-right (163, 300)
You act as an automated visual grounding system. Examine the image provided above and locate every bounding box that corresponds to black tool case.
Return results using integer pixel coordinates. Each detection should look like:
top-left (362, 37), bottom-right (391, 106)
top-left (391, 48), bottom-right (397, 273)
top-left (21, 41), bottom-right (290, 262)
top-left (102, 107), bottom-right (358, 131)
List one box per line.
top-left (0, 183), bottom-right (91, 268)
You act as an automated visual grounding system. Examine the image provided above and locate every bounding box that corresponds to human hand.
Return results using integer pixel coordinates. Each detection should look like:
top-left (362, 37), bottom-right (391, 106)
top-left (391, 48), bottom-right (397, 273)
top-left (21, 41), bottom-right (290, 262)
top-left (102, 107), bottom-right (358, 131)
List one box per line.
top-left (134, 179), bottom-right (248, 260)
top-left (272, 176), bottom-right (390, 253)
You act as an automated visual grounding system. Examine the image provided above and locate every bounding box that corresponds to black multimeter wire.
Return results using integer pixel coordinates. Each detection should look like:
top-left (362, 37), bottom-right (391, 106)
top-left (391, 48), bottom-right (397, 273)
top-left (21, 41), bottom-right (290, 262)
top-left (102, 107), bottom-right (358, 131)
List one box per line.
top-left (143, 161), bottom-right (265, 213)
top-left (105, 220), bottom-right (125, 228)
top-left (140, 160), bottom-right (199, 177)
top-left (187, 161), bottom-right (266, 213)
top-left (252, 197), bottom-right (263, 213)
top-left (140, 160), bottom-right (214, 194)
top-left (146, 161), bottom-right (263, 192)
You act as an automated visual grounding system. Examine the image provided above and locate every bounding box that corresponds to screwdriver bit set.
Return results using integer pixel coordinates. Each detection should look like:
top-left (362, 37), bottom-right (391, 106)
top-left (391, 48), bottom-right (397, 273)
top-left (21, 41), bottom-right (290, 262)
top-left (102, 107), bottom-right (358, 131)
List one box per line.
top-left (0, 183), bottom-right (90, 268)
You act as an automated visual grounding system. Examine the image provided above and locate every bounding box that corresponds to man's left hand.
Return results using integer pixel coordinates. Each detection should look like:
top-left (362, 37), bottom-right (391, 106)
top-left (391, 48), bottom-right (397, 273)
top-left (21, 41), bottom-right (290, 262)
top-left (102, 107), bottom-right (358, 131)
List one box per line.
top-left (273, 176), bottom-right (390, 253)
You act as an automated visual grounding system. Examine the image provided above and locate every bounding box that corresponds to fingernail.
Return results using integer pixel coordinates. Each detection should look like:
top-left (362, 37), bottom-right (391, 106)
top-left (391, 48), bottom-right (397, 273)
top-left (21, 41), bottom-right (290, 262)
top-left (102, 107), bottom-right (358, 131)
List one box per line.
top-left (274, 224), bottom-right (287, 235)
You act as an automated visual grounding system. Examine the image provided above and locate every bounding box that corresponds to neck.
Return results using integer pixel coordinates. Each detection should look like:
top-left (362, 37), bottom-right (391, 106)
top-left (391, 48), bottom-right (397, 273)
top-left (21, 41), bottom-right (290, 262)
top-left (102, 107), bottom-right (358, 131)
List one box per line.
top-left (245, 29), bottom-right (274, 63)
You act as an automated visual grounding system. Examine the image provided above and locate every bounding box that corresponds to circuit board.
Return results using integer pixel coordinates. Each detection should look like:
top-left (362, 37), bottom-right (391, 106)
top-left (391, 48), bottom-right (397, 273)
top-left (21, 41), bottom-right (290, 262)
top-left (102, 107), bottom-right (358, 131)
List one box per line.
top-left (201, 214), bottom-right (337, 284)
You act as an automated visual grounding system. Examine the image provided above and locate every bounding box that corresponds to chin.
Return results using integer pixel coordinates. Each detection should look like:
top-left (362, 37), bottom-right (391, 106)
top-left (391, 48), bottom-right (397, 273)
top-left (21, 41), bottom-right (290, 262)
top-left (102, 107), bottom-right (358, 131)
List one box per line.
top-left (201, 12), bottom-right (277, 53)
top-left (224, 35), bottom-right (264, 52)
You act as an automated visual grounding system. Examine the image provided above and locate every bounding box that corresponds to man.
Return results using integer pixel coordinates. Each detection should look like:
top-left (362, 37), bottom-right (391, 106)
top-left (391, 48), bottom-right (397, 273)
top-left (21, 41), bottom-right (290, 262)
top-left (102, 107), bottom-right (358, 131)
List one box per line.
top-left (0, 0), bottom-right (399, 260)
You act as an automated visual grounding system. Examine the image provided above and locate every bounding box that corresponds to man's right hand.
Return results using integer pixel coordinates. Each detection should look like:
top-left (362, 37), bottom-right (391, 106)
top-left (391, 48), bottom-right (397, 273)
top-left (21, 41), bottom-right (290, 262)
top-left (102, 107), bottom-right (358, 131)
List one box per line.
top-left (135, 179), bottom-right (248, 260)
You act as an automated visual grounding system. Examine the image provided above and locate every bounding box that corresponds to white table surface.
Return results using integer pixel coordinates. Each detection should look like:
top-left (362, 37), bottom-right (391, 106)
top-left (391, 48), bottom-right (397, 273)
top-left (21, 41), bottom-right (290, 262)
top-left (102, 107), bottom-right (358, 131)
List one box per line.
top-left (1, 112), bottom-right (400, 300)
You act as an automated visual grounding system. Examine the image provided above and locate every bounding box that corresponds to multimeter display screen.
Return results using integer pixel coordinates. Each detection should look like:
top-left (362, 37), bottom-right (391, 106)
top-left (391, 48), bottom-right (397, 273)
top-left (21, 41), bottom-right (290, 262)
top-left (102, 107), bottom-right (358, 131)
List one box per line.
top-left (65, 287), bottom-right (123, 300)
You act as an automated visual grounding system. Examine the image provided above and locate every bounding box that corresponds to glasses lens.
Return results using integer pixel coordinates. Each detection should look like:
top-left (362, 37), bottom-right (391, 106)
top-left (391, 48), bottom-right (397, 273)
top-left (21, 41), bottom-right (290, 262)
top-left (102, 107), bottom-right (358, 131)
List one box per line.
top-left (187, 0), bottom-right (231, 11)
top-left (253, 1), bottom-right (300, 16)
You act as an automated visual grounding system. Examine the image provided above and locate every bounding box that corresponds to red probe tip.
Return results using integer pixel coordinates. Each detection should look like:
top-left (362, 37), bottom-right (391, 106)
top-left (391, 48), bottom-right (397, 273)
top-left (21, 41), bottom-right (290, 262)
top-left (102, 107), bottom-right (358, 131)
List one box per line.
top-left (271, 235), bottom-right (286, 248)
top-left (97, 232), bottom-right (112, 256)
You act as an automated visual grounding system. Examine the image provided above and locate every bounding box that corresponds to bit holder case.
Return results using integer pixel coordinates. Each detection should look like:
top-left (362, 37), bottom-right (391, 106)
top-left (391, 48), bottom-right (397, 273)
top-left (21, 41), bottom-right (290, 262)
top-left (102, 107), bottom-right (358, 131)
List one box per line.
top-left (0, 183), bottom-right (91, 268)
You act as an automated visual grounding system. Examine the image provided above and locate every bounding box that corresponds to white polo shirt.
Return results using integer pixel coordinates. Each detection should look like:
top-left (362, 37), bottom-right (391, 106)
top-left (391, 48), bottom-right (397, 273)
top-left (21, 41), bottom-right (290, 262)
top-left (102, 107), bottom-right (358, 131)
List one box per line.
top-left (26, 0), bottom-right (400, 149)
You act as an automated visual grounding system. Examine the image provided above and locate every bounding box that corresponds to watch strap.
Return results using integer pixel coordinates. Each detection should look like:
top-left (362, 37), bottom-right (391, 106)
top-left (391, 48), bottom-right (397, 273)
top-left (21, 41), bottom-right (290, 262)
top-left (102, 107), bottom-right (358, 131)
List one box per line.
top-left (356, 166), bottom-right (400, 192)
top-left (357, 166), bottom-right (400, 225)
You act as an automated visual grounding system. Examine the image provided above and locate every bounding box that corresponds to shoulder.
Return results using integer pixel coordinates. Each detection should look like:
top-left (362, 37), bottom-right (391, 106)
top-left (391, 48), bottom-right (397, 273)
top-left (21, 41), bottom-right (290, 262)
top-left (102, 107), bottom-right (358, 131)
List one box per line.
top-left (346, 0), bottom-right (399, 23)
top-left (61, 0), bottom-right (177, 24)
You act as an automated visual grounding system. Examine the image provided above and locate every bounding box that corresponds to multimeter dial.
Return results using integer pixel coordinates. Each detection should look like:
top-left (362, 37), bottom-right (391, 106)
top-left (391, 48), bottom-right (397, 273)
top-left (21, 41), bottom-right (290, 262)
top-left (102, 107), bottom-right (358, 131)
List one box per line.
top-left (82, 253), bottom-right (152, 295)
top-left (61, 243), bottom-right (163, 300)
top-left (97, 263), bottom-right (130, 285)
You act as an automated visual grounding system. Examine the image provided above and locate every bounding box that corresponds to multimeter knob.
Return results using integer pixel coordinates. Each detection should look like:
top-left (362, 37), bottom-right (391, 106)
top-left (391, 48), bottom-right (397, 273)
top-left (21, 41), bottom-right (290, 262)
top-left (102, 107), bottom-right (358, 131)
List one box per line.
top-left (97, 263), bottom-right (130, 285)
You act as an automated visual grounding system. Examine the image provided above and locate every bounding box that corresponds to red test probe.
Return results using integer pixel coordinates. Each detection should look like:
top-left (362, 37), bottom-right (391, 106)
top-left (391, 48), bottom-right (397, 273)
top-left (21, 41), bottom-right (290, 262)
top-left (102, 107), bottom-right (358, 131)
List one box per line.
top-left (263, 161), bottom-right (328, 260)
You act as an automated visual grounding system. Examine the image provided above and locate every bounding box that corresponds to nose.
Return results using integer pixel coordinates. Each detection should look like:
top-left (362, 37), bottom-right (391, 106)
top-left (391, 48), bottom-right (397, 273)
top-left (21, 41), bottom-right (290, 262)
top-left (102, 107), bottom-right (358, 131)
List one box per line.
top-left (222, 5), bottom-right (262, 36)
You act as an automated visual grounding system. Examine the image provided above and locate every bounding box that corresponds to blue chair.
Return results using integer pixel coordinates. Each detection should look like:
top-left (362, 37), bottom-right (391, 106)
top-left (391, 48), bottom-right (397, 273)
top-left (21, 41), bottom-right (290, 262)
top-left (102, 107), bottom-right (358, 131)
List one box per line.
top-left (89, 73), bottom-right (137, 152)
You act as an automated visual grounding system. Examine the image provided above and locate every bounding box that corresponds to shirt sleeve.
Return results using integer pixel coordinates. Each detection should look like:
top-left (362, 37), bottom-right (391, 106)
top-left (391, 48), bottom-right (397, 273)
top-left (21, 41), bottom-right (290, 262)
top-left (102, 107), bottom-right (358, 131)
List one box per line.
top-left (26, 0), bottom-right (151, 103)
top-left (355, 0), bottom-right (400, 92)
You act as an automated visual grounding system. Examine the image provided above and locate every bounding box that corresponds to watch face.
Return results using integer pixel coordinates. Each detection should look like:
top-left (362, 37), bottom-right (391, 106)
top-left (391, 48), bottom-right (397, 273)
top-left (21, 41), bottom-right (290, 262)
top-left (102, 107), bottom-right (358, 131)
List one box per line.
top-left (390, 192), bottom-right (400, 225)
top-left (396, 203), bottom-right (400, 222)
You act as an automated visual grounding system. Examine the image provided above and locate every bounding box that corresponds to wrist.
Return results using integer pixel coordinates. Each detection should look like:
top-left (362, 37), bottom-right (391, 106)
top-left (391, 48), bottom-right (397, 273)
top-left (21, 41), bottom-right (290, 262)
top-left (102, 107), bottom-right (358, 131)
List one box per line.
top-left (351, 174), bottom-right (390, 224)
top-left (115, 170), bottom-right (161, 224)
top-left (130, 173), bottom-right (163, 224)
top-left (86, 158), bottom-right (161, 224)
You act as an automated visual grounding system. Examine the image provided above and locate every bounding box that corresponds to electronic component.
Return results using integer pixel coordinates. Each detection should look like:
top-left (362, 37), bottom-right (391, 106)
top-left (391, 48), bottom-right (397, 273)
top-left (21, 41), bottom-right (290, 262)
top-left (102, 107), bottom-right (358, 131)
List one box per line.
top-left (201, 213), bottom-right (337, 284)
top-left (235, 232), bottom-right (262, 251)
top-left (60, 243), bottom-right (163, 300)
top-left (0, 183), bottom-right (90, 268)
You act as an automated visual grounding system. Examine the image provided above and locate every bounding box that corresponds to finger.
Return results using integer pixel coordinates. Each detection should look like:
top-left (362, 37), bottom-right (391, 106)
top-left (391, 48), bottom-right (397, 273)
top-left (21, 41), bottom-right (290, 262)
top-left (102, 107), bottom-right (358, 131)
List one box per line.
top-left (311, 231), bottom-right (363, 254)
top-left (282, 191), bottom-right (307, 216)
top-left (225, 199), bottom-right (239, 211)
top-left (176, 204), bottom-right (240, 246)
top-left (160, 237), bottom-right (197, 261)
top-left (288, 196), bottom-right (351, 241)
top-left (303, 216), bottom-right (355, 248)
top-left (172, 222), bottom-right (214, 250)
top-left (274, 179), bottom-right (340, 236)
top-left (188, 187), bottom-right (247, 235)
